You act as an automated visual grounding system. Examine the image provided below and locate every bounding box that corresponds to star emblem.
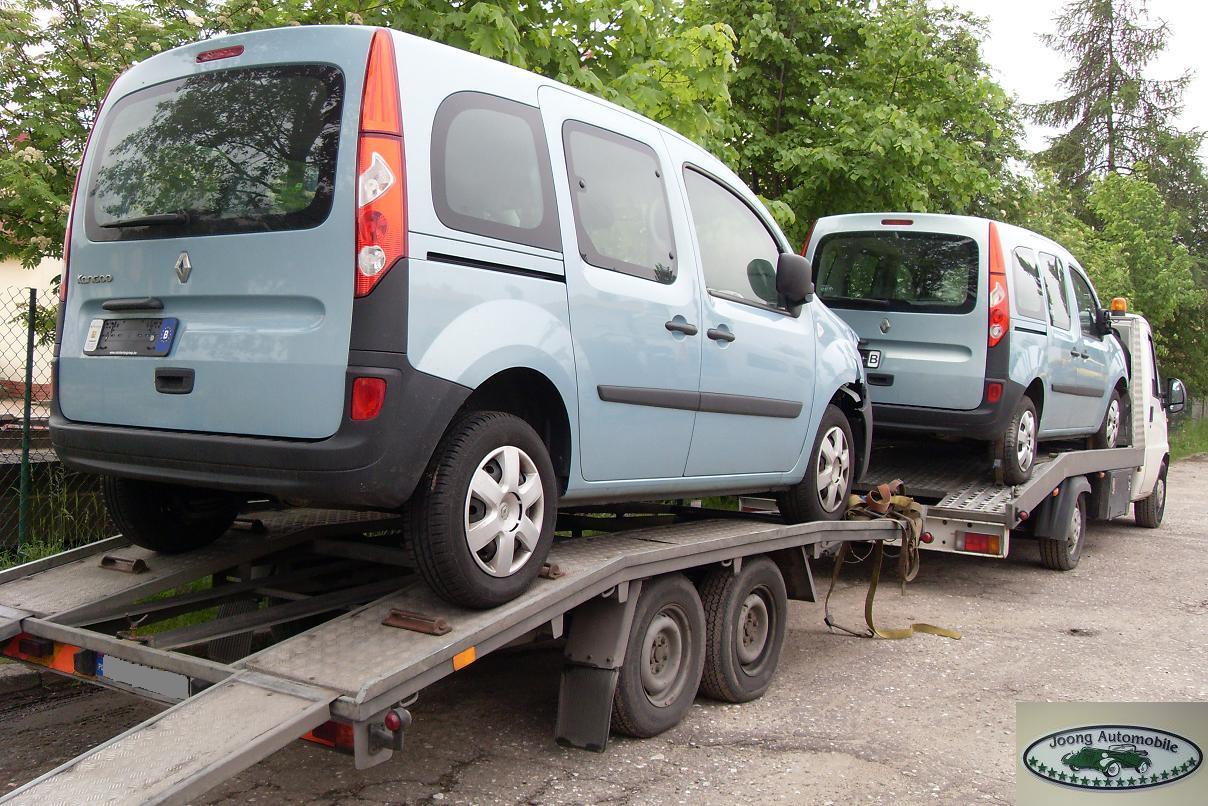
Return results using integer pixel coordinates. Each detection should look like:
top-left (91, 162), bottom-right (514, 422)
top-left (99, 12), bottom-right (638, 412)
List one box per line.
top-left (1080, 777), bottom-right (1089, 786)
top-left (1028, 757), bottom-right (1038, 768)
top-left (1115, 779), bottom-right (1126, 787)
top-left (1092, 779), bottom-right (1103, 787)
top-left (1126, 777), bottom-right (1136, 786)
top-left (1149, 775), bottom-right (1159, 784)
top-left (1057, 772), bottom-right (1067, 781)
top-left (1160, 770), bottom-right (1170, 780)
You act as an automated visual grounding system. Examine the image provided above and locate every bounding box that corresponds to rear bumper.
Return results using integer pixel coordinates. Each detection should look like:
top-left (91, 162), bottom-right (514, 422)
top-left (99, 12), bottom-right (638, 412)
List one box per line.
top-left (871, 379), bottom-right (1024, 442)
top-left (50, 351), bottom-right (470, 509)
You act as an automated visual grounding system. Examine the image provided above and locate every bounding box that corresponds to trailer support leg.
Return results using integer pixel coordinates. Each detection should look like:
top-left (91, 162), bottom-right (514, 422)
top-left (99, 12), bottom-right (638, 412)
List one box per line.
top-left (554, 580), bottom-right (643, 752)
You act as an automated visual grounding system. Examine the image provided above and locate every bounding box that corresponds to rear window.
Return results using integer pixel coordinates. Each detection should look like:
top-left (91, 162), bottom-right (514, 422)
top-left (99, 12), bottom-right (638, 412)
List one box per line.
top-left (85, 65), bottom-right (344, 241)
top-left (813, 231), bottom-right (978, 313)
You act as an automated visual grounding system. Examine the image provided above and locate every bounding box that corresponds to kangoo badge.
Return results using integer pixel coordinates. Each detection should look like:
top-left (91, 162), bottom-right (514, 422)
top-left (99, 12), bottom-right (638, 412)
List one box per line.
top-left (1023, 724), bottom-right (1202, 791)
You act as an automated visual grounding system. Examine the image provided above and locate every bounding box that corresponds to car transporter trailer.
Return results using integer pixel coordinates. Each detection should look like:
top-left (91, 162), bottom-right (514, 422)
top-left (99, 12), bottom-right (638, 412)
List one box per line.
top-left (0, 506), bottom-right (900, 804)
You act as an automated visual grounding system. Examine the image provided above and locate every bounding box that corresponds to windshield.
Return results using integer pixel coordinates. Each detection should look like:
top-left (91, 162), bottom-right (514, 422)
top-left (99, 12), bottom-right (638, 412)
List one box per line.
top-left (85, 64), bottom-right (344, 241)
top-left (813, 231), bottom-right (979, 313)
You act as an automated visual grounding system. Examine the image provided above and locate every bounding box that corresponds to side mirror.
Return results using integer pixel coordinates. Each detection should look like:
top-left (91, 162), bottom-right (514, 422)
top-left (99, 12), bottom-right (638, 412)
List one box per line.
top-left (776, 252), bottom-right (814, 307)
top-left (1166, 378), bottom-right (1187, 414)
top-left (1095, 308), bottom-right (1113, 336)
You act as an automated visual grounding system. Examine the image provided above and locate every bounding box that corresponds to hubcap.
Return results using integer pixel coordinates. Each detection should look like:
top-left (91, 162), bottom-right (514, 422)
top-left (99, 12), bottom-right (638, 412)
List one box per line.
top-left (1068, 503), bottom-right (1082, 555)
top-left (1016, 410), bottom-right (1036, 471)
top-left (1105, 399), bottom-right (1120, 447)
top-left (736, 590), bottom-right (771, 666)
top-left (640, 606), bottom-right (689, 707)
top-left (463, 445), bottom-right (544, 577)
top-left (816, 426), bottom-right (851, 513)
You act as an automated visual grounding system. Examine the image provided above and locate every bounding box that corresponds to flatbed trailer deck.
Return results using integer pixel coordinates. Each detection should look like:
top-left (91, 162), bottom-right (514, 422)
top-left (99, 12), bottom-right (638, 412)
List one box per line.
top-left (0, 508), bottom-right (896, 804)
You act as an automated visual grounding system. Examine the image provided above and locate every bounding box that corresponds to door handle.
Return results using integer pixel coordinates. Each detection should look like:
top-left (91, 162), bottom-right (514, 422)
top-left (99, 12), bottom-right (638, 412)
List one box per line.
top-left (1070, 350), bottom-right (1081, 358)
top-left (707, 327), bottom-right (736, 343)
top-left (665, 319), bottom-right (698, 336)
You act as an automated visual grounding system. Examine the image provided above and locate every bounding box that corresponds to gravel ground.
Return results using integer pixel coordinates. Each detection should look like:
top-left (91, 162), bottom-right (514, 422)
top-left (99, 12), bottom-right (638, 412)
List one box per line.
top-left (1, 456), bottom-right (1205, 805)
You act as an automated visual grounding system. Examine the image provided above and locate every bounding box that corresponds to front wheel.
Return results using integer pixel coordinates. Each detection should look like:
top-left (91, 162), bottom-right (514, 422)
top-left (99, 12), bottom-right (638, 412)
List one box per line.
top-left (1103, 761), bottom-right (1121, 778)
top-left (408, 411), bottom-right (557, 609)
top-left (1134, 466), bottom-right (1167, 528)
top-left (103, 477), bottom-right (240, 554)
top-left (777, 405), bottom-right (854, 523)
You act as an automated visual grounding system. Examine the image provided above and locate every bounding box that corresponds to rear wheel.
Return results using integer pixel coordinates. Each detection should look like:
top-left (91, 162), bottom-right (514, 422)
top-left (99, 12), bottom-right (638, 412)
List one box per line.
top-left (611, 574), bottom-right (706, 738)
top-left (698, 557), bottom-right (787, 703)
top-left (103, 477), bottom-right (240, 554)
top-left (1039, 493), bottom-right (1086, 571)
top-left (407, 411), bottom-right (556, 609)
top-left (1092, 388), bottom-right (1125, 449)
top-left (777, 405), bottom-right (854, 523)
top-left (1134, 466), bottom-right (1167, 528)
top-left (997, 396), bottom-right (1037, 485)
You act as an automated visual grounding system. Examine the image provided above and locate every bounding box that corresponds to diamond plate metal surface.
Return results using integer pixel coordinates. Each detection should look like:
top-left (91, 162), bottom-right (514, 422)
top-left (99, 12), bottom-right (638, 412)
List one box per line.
top-left (3, 677), bottom-right (330, 806)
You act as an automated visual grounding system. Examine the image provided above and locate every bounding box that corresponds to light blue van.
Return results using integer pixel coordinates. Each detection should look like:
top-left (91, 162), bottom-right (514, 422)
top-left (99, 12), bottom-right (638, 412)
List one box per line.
top-left (806, 213), bottom-right (1129, 484)
top-left (51, 26), bottom-right (870, 608)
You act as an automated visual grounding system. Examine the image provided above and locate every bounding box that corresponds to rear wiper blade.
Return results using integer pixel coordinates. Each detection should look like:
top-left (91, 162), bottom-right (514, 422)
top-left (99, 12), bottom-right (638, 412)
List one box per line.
top-left (100, 211), bottom-right (191, 229)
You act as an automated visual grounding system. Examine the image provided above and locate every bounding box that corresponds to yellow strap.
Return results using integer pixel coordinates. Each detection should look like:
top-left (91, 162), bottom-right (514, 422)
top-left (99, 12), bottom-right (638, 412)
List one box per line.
top-left (863, 541), bottom-right (961, 641)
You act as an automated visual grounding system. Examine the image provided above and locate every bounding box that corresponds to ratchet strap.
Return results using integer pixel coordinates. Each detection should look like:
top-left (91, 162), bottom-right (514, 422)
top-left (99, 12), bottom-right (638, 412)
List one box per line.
top-left (823, 482), bottom-right (961, 641)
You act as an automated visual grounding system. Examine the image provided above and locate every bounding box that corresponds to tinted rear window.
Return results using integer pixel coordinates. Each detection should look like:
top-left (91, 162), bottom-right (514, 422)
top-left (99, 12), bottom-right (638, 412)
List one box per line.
top-left (85, 65), bottom-right (344, 241)
top-left (814, 231), bottom-right (979, 314)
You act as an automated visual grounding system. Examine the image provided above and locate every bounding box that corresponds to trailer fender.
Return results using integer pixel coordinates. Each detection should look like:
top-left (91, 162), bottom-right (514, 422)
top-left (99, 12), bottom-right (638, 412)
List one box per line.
top-left (767, 547), bottom-right (816, 602)
top-left (1031, 476), bottom-right (1092, 539)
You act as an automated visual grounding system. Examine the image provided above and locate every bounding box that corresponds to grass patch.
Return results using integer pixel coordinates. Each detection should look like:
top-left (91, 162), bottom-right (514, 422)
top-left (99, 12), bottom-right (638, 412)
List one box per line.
top-left (1171, 417), bottom-right (1208, 460)
top-left (0, 537), bottom-right (66, 570)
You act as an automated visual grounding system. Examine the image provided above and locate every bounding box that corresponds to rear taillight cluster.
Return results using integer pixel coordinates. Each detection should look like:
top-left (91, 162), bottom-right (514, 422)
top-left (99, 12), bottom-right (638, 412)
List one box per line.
top-left (987, 221), bottom-right (1009, 347)
top-left (355, 29), bottom-right (406, 298)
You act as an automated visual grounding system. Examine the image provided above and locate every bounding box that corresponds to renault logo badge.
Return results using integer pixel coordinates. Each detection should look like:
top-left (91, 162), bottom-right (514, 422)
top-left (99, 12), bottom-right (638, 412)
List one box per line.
top-left (175, 252), bottom-right (192, 284)
top-left (879, 318), bottom-right (891, 334)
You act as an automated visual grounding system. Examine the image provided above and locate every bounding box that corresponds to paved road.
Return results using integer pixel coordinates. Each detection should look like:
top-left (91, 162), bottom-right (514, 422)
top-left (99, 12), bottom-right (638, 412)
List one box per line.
top-left (2, 457), bottom-right (1205, 804)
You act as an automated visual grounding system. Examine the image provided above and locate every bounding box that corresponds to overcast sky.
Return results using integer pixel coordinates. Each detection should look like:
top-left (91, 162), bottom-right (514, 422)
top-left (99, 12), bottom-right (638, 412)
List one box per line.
top-left (949, 0), bottom-right (1206, 154)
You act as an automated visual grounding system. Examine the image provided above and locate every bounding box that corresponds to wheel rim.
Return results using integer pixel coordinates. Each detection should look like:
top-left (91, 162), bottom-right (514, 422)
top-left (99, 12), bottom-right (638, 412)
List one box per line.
top-left (816, 426), bottom-right (851, 513)
top-left (640, 606), bottom-right (690, 707)
top-left (1016, 410), bottom-right (1036, 471)
top-left (1104, 399), bottom-right (1120, 447)
top-left (1106, 762), bottom-right (1120, 777)
top-left (1139, 761), bottom-right (1150, 773)
top-left (1068, 502), bottom-right (1083, 556)
top-left (1155, 478), bottom-right (1166, 515)
top-left (735, 589), bottom-right (771, 667)
top-left (463, 444), bottom-right (544, 578)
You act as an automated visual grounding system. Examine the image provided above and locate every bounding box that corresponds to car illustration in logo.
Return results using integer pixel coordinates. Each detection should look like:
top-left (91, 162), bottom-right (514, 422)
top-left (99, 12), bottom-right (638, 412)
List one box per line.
top-left (1062, 744), bottom-right (1151, 778)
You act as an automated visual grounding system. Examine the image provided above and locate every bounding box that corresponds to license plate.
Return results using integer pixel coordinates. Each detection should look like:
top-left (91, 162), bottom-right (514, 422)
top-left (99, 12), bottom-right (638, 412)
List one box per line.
top-left (860, 349), bottom-right (881, 369)
top-left (84, 317), bottom-right (178, 357)
top-left (97, 655), bottom-right (191, 701)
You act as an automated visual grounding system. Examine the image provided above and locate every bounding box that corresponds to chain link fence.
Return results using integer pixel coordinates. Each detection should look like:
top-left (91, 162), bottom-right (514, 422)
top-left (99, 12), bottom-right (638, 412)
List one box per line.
top-left (0, 287), bottom-right (110, 561)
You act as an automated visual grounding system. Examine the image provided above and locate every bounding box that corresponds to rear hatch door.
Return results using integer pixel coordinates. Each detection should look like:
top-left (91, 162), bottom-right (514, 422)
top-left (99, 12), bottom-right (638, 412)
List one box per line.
top-left (59, 27), bottom-right (373, 439)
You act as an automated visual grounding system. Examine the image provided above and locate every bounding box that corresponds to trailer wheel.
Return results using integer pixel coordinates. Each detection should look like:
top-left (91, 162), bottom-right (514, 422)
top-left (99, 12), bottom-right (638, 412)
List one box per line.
top-left (103, 477), bottom-right (240, 554)
top-left (1039, 492), bottom-right (1086, 571)
top-left (1134, 464), bottom-right (1166, 528)
top-left (698, 557), bottom-right (787, 703)
top-left (407, 411), bottom-right (556, 609)
top-left (777, 405), bottom-right (853, 523)
top-left (611, 574), bottom-right (706, 738)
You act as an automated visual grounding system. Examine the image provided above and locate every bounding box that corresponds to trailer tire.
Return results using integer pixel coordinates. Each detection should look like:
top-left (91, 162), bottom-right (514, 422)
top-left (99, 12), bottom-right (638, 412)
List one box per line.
top-left (407, 411), bottom-right (556, 609)
top-left (611, 573), bottom-right (706, 738)
top-left (1039, 492), bottom-right (1086, 571)
top-left (1134, 464), bottom-right (1167, 528)
top-left (997, 396), bottom-right (1038, 485)
top-left (698, 557), bottom-right (787, 703)
top-left (103, 477), bottom-right (240, 554)
top-left (777, 405), bottom-right (854, 523)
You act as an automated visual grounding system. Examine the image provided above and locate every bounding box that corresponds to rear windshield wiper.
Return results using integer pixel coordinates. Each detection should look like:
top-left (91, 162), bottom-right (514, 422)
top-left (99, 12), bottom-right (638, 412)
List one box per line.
top-left (100, 211), bottom-right (192, 229)
top-left (821, 295), bottom-right (891, 308)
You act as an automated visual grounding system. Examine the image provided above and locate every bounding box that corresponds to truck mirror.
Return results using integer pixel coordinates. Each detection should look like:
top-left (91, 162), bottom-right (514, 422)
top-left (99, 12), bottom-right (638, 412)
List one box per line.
top-left (776, 252), bottom-right (814, 308)
top-left (1096, 308), bottom-right (1113, 336)
top-left (1166, 378), bottom-right (1187, 414)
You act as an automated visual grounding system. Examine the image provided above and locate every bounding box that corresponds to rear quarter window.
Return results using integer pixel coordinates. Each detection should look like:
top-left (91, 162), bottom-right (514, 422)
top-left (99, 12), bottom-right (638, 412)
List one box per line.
top-left (431, 92), bottom-right (560, 252)
top-left (813, 231), bottom-right (978, 314)
top-left (1012, 247), bottom-right (1047, 321)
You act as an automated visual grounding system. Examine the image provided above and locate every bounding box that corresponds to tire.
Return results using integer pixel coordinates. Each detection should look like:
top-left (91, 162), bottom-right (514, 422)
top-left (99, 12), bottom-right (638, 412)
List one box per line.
top-left (1039, 493), bottom-right (1086, 571)
top-left (997, 396), bottom-right (1038, 485)
top-left (698, 557), bottom-right (787, 703)
top-left (1104, 761), bottom-right (1121, 778)
top-left (611, 573), bottom-right (706, 738)
top-left (407, 411), bottom-right (557, 609)
top-left (777, 405), bottom-right (854, 523)
top-left (1138, 760), bottom-right (1150, 774)
top-left (1092, 388), bottom-right (1125, 449)
top-left (1134, 466), bottom-right (1167, 528)
top-left (103, 476), bottom-right (240, 554)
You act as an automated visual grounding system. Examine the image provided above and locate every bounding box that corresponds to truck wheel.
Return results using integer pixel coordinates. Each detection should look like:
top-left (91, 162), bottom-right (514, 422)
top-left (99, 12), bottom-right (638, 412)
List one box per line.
top-left (698, 557), bottom-right (787, 703)
top-left (1092, 388), bottom-right (1125, 449)
top-left (1039, 492), bottom-right (1086, 571)
top-left (1134, 465), bottom-right (1166, 528)
top-left (611, 573), bottom-right (706, 738)
top-left (997, 396), bottom-right (1037, 485)
top-left (103, 477), bottom-right (240, 554)
top-left (777, 405), bottom-right (853, 523)
top-left (407, 411), bottom-right (556, 609)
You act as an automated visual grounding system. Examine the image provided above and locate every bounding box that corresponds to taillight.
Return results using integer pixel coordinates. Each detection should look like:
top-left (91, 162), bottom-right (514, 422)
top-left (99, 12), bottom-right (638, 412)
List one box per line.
top-left (350, 376), bottom-right (386, 420)
top-left (956, 531), bottom-right (1001, 555)
top-left (355, 29), bottom-right (406, 298)
top-left (986, 381), bottom-right (1003, 404)
top-left (987, 221), bottom-right (1009, 347)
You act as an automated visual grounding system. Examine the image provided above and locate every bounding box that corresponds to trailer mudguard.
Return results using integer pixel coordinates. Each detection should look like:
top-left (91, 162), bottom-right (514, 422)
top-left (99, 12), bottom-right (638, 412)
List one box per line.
top-left (1030, 476), bottom-right (1092, 539)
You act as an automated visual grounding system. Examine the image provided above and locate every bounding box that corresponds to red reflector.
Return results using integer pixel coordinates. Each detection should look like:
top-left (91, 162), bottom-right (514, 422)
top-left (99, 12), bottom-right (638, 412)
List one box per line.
top-left (197, 45), bottom-right (245, 63)
top-left (959, 532), bottom-right (1000, 554)
top-left (986, 382), bottom-right (1003, 404)
top-left (383, 710), bottom-right (403, 732)
top-left (920, 531), bottom-right (934, 544)
top-left (881, 218), bottom-right (913, 226)
top-left (351, 377), bottom-right (386, 420)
